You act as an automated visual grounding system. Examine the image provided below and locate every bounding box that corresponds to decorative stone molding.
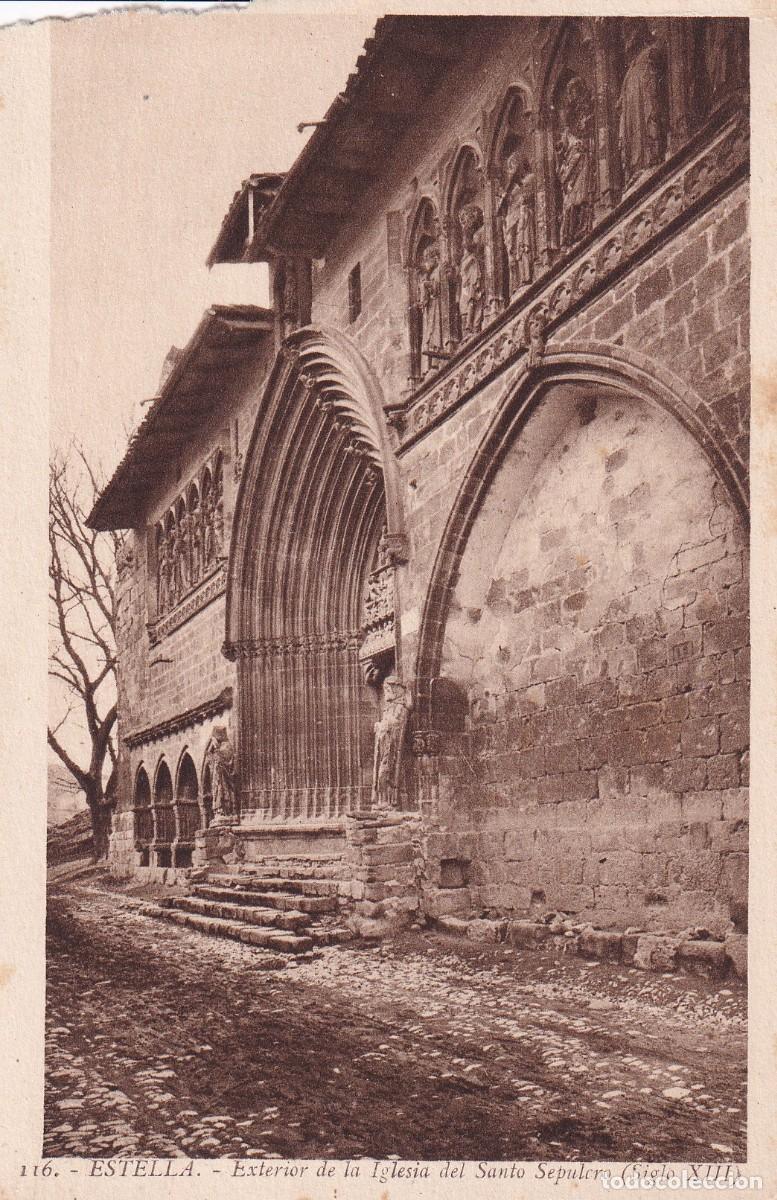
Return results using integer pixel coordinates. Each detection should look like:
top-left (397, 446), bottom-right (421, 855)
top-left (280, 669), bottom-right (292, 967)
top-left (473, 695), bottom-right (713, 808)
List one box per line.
top-left (360, 557), bottom-right (395, 664)
top-left (153, 448), bottom-right (225, 621)
top-left (124, 686), bottom-right (233, 750)
top-left (223, 629), bottom-right (362, 660)
top-left (399, 104), bottom-right (747, 449)
top-left (240, 784), bottom-right (367, 821)
top-left (148, 561), bottom-right (226, 646)
top-left (411, 731), bottom-right (442, 757)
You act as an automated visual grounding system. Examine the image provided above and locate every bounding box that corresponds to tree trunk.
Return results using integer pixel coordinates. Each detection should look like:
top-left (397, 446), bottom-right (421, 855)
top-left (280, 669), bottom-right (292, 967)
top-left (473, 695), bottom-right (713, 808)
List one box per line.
top-left (89, 800), bottom-right (113, 861)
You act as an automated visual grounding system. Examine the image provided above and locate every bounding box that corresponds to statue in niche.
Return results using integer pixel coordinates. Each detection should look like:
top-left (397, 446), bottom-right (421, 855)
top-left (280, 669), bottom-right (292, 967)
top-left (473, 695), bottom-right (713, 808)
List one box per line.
top-left (178, 510), bottom-right (191, 593)
top-left (214, 496), bottom-right (224, 558)
top-left (190, 506), bottom-right (203, 585)
top-left (418, 242), bottom-right (443, 372)
top-left (157, 533), bottom-right (169, 614)
top-left (457, 204), bottom-right (485, 340)
top-left (169, 522), bottom-right (181, 607)
top-left (499, 151), bottom-right (536, 293)
top-left (703, 19), bottom-right (747, 104)
top-left (206, 725), bottom-right (237, 822)
top-left (618, 27), bottom-right (666, 189)
top-left (372, 676), bottom-right (413, 810)
top-left (202, 491), bottom-right (214, 566)
top-left (555, 77), bottom-right (594, 248)
top-left (525, 306), bottom-right (547, 370)
top-left (376, 524), bottom-right (391, 570)
top-left (280, 260), bottom-right (299, 341)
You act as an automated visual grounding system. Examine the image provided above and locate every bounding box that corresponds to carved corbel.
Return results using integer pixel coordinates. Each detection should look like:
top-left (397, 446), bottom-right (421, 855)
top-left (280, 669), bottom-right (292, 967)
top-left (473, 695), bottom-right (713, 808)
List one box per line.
top-left (384, 531), bottom-right (410, 566)
top-left (299, 372), bottom-right (317, 400)
top-left (523, 303), bottom-right (548, 370)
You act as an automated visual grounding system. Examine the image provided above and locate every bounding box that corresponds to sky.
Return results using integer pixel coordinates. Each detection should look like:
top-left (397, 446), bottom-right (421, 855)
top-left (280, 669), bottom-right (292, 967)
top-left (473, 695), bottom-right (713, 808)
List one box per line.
top-left (50, 4), bottom-right (378, 476)
top-left (47, 4), bottom-right (378, 766)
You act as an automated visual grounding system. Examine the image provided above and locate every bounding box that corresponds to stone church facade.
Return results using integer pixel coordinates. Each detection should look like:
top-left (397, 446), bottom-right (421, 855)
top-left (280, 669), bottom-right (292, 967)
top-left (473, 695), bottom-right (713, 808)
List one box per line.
top-left (90, 16), bottom-right (749, 949)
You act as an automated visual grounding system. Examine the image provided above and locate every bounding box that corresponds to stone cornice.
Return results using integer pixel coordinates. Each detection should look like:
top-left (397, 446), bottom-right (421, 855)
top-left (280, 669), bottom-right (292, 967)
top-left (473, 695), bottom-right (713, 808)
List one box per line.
top-left (124, 687), bottom-right (233, 750)
top-left (398, 103), bottom-right (748, 453)
top-left (148, 562), bottom-right (227, 646)
top-left (223, 630), bottom-right (362, 660)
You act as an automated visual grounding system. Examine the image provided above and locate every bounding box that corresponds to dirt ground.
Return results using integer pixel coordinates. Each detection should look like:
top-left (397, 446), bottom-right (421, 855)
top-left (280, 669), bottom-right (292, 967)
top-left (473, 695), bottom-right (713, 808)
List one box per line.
top-left (45, 872), bottom-right (746, 1162)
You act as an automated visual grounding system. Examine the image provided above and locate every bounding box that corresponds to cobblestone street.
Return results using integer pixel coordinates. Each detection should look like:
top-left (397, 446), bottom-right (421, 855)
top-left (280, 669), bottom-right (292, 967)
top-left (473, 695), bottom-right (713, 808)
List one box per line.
top-left (45, 874), bottom-right (746, 1163)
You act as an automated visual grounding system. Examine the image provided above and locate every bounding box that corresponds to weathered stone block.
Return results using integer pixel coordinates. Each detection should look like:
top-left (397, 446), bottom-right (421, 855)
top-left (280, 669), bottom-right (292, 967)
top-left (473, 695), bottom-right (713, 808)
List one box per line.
top-left (725, 932), bottom-right (748, 979)
top-left (680, 716), bottom-right (719, 758)
top-left (467, 918), bottom-right (507, 943)
top-left (677, 939), bottom-right (728, 980)
top-left (361, 842), bottom-right (414, 866)
top-left (424, 887), bottom-right (472, 919)
top-left (579, 928), bottom-right (623, 961)
top-left (622, 931), bottom-right (642, 965)
top-left (633, 934), bottom-right (679, 972)
top-left (437, 916), bottom-right (470, 937)
top-left (507, 920), bottom-right (551, 947)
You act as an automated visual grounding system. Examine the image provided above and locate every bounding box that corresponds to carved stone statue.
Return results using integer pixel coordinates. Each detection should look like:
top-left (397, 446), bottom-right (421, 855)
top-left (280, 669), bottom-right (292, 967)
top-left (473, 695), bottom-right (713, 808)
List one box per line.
top-left (157, 535), bottom-right (169, 613)
top-left (703, 19), bottom-right (746, 103)
top-left (556, 78), bottom-right (593, 248)
top-left (372, 676), bottom-right (413, 810)
top-left (499, 152), bottom-right (536, 293)
top-left (214, 498), bottom-right (224, 558)
top-left (190, 508), bottom-right (203, 585)
top-left (457, 204), bottom-right (485, 339)
top-left (202, 492), bottom-right (214, 565)
top-left (524, 306), bottom-right (547, 370)
top-left (618, 31), bottom-right (665, 188)
top-left (376, 524), bottom-right (391, 570)
top-left (418, 242), bottom-right (443, 370)
top-left (178, 511), bottom-right (191, 593)
top-left (169, 523), bottom-right (181, 607)
top-left (207, 725), bottom-right (237, 822)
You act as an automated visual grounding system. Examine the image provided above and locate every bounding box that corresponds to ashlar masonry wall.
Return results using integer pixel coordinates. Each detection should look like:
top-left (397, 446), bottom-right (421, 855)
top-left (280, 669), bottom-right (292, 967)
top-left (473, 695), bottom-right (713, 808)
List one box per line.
top-left (427, 391), bottom-right (747, 938)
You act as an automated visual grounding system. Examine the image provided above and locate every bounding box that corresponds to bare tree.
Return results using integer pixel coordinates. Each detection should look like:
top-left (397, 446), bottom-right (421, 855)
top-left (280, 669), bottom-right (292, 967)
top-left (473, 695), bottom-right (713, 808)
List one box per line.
top-left (48, 448), bottom-right (120, 859)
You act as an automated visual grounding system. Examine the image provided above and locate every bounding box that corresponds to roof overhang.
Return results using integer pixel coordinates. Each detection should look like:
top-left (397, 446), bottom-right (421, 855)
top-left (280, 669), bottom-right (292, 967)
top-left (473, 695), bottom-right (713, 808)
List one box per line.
top-left (207, 173), bottom-right (285, 267)
top-left (232, 17), bottom-right (503, 261)
top-left (88, 305), bottom-right (273, 531)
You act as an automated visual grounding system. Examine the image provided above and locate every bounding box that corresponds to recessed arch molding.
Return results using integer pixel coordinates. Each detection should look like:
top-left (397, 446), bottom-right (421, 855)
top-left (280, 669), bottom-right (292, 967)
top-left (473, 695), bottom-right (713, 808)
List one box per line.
top-left (224, 325), bottom-right (408, 821)
top-left (413, 343), bottom-right (749, 731)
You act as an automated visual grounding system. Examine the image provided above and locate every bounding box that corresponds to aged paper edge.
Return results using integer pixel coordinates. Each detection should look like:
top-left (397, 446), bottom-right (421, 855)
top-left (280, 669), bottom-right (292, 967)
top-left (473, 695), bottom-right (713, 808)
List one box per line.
top-left (1, 1), bottom-right (775, 1197)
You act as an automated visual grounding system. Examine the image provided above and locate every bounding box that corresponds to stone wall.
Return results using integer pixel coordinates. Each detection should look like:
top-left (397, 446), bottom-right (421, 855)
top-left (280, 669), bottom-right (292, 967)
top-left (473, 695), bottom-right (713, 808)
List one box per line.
top-left (113, 356), bottom-right (269, 825)
top-left (424, 391), bottom-right (747, 937)
top-left (108, 16), bottom-right (749, 940)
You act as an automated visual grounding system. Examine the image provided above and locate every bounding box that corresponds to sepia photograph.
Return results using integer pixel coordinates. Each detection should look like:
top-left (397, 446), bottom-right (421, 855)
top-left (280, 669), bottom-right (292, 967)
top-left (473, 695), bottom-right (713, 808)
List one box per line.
top-left (39, 4), bottom-right (754, 1175)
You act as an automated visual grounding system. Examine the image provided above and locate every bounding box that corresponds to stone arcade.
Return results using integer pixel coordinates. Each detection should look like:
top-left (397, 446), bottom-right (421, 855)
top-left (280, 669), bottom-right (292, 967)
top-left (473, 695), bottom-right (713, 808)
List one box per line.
top-left (90, 16), bottom-right (750, 961)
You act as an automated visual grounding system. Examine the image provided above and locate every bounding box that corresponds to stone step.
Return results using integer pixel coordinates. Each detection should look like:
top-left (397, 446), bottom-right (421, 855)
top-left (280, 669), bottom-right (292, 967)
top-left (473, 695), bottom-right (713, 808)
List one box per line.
top-left (163, 895), bottom-right (310, 931)
top-left (230, 857), bottom-right (345, 881)
top-left (192, 884), bottom-right (338, 915)
top-left (311, 927), bottom-right (355, 947)
top-left (147, 905), bottom-right (315, 954)
top-left (208, 873), bottom-right (340, 898)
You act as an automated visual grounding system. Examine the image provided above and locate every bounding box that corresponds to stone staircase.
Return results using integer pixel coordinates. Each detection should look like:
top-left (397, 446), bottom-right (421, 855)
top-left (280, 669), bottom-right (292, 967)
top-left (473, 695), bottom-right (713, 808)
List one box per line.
top-left (145, 854), bottom-right (354, 957)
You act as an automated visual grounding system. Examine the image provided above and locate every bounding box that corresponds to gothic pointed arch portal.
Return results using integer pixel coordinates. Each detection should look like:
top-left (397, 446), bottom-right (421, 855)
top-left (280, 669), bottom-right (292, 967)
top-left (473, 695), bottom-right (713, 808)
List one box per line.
top-left (225, 326), bottom-right (407, 822)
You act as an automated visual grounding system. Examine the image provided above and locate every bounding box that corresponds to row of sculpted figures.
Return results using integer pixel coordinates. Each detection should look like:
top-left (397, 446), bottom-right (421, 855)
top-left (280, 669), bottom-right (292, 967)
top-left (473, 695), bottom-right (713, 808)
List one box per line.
top-left (155, 455), bottom-right (224, 617)
top-left (407, 15), bottom-right (747, 381)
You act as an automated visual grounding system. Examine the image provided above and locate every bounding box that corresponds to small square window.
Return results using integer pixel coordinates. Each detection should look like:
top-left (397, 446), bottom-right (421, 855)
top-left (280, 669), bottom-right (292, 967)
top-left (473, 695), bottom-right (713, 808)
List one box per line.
top-left (348, 262), bottom-right (362, 323)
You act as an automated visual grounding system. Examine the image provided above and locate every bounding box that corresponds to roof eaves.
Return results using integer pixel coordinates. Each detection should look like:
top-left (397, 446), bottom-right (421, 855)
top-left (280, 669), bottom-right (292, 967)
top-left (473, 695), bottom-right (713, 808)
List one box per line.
top-left (88, 304), bottom-right (273, 531)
